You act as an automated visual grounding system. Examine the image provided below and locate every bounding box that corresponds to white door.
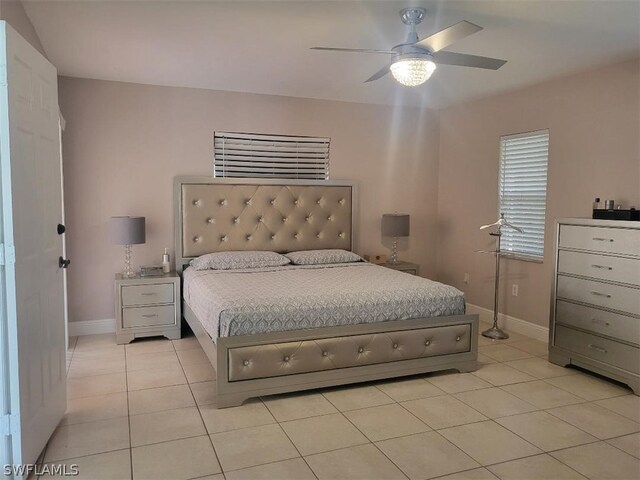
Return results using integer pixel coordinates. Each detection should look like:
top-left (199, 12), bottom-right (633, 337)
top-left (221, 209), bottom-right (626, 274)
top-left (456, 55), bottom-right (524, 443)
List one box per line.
top-left (0, 21), bottom-right (67, 472)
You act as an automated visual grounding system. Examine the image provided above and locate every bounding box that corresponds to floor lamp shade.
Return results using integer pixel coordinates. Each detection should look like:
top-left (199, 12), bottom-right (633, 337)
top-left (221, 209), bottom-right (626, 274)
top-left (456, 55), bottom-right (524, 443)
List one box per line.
top-left (382, 214), bottom-right (410, 237)
top-left (110, 216), bottom-right (146, 245)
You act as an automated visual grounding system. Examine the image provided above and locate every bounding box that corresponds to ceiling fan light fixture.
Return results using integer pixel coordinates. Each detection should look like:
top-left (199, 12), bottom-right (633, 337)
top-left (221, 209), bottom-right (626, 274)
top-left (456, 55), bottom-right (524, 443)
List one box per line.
top-left (390, 55), bottom-right (436, 86)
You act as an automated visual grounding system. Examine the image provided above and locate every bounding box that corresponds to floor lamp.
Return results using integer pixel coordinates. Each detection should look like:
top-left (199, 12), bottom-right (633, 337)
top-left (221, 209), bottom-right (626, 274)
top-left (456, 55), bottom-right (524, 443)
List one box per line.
top-left (479, 213), bottom-right (524, 340)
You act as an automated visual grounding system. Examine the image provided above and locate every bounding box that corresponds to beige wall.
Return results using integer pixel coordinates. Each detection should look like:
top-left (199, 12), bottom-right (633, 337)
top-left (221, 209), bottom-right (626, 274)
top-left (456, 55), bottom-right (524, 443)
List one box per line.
top-left (436, 58), bottom-right (640, 327)
top-left (0, 0), bottom-right (46, 56)
top-left (58, 77), bottom-right (440, 323)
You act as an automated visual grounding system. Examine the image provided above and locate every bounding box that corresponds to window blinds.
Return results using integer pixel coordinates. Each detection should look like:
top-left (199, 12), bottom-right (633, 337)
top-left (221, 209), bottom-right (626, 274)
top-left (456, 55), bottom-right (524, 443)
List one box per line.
top-left (214, 132), bottom-right (330, 180)
top-left (498, 130), bottom-right (550, 259)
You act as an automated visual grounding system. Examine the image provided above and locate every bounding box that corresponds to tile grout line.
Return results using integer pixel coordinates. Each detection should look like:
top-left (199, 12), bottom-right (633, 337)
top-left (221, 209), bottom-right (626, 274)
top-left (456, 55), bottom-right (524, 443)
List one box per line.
top-left (319, 388), bottom-right (412, 480)
top-left (263, 408), bottom-right (321, 479)
top-left (176, 340), bottom-right (226, 478)
top-left (604, 434), bottom-right (640, 460)
top-left (486, 352), bottom-right (639, 477)
top-left (124, 341), bottom-right (134, 480)
top-left (55, 333), bottom-right (638, 478)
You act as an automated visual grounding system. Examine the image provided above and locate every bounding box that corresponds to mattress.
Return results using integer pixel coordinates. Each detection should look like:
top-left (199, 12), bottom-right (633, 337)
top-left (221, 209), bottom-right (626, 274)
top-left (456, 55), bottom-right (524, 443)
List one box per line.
top-left (183, 262), bottom-right (465, 340)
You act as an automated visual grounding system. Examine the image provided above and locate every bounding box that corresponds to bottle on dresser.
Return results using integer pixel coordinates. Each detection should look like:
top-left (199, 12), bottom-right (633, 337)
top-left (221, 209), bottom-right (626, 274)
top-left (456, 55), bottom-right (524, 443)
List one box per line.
top-left (162, 248), bottom-right (171, 273)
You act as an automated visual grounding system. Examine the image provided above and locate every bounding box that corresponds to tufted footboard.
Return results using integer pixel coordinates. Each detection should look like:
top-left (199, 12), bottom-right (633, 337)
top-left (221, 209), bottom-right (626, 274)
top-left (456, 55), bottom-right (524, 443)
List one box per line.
top-left (228, 324), bottom-right (471, 381)
top-left (183, 303), bottom-right (479, 408)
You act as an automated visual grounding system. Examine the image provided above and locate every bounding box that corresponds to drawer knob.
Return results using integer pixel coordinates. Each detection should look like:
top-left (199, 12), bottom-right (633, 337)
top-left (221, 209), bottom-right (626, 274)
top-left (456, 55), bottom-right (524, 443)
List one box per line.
top-left (592, 237), bottom-right (614, 242)
top-left (591, 318), bottom-right (610, 327)
top-left (588, 344), bottom-right (607, 354)
top-left (141, 292), bottom-right (157, 296)
top-left (590, 291), bottom-right (612, 298)
top-left (141, 314), bottom-right (159, 318)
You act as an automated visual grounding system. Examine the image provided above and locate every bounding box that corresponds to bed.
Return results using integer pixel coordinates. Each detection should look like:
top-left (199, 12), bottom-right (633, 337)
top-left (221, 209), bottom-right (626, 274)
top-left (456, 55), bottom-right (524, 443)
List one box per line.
top-left (175, 176), bottom-right (478, 407)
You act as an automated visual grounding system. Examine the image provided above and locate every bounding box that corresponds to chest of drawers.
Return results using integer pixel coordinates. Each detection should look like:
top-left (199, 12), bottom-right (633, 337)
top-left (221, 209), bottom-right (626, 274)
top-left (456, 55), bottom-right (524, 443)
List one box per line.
top-left (115, 273), bottom-right (181, 344)
top-left (549, 219), bottom-right (640, 395)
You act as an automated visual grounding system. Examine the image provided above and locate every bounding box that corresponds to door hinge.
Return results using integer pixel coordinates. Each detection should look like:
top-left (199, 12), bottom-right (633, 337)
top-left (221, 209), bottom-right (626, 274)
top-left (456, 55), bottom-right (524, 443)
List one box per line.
top-left (0, 244), bottom-right (15, 266)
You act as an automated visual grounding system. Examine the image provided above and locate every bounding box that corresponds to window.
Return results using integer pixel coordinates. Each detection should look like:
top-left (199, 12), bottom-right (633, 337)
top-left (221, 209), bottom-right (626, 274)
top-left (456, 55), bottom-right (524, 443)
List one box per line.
top-left (498, 129), bottom-right (550, 260)
top-left (214, 132), bottom-right (330, 180)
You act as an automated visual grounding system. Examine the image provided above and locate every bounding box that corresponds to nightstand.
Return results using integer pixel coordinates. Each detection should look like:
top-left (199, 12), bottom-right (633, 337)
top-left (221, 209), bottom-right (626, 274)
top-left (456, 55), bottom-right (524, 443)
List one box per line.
top-left (380, 261), bottom-right (420, 276)
top-left (115, 273), bottom-right (181, 344)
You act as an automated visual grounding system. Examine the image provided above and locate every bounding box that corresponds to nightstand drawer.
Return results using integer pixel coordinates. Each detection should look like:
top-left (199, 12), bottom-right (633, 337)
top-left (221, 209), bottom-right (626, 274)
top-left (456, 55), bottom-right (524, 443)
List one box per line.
top-left (122, 283), bottom-right (174, 306)
top-left (122, 305), bottom-right (176, 328)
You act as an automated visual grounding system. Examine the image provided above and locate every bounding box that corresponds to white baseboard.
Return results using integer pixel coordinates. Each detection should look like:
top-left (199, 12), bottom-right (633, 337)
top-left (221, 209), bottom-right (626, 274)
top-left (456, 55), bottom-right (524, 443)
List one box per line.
top-left (68, 318), bottom-right (116, 337)
top-left (466, 303), bottom-right (549, 343)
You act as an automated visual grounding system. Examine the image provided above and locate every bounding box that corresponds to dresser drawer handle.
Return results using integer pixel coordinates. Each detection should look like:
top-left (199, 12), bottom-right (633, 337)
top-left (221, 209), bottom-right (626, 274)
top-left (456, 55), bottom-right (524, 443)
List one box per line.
top-left (591, 318), bottom-right (610, 327)
top-left (141, 314), bottom-right (159, 318)
top-left (141, 292), bottom-right (158, 296)
top-left (591, 264), bottom-right (613, 270)
top-left (590, 291), bottom-right (612, 298)
top-left (592, 237), bottom-right (614, 242)
top-left (588, 344), bottom-right (607, 354)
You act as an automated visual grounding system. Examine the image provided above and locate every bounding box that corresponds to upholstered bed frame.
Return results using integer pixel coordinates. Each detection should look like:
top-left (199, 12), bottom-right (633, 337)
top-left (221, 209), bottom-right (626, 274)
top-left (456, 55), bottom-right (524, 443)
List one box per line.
top-left (174, 176), bottom-right (478, 407)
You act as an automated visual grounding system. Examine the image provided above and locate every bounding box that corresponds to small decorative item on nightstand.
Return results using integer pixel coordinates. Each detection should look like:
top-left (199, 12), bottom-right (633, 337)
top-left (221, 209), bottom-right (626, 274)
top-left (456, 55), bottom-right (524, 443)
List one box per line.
top-left (382, 213), bottom-right (410, 264)
top-left (115, 272), bottom-right (181, 344)
top-left (381, 260), bottom-right (419, 276)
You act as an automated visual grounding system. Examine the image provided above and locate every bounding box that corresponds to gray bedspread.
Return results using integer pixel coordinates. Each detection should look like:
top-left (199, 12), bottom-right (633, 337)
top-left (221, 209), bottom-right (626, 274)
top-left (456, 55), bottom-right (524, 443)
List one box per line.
top-left (183, 262), bottom-right (465, 340)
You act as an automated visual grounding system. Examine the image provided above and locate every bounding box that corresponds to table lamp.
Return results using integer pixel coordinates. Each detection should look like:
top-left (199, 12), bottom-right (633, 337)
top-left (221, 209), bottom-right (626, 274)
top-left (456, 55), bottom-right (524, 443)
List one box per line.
top-left (382, 213), bottom-right (410, 265)
top-left (110, 216), bottom-right (145, 278)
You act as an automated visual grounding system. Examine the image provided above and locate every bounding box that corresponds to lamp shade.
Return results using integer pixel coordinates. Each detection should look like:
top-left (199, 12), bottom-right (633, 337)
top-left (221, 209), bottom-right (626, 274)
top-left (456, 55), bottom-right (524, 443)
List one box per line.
top-left (110, 216), bottom-right (146, 245)
top-left (382, 214), bottom-right (410, 237)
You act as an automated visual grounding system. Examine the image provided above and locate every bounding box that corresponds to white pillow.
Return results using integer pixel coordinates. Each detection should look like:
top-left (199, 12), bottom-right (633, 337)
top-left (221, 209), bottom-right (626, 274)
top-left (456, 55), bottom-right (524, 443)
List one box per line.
top-left (190, 251), bottom-right (290, 271)
top-left (284, 249), bottom-right (363, 265)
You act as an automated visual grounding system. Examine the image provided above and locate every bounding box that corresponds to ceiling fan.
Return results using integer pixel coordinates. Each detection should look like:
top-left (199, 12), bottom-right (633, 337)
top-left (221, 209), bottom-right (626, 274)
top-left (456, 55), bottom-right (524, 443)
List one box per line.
top-left (311, 7), bottom-right (507, 87)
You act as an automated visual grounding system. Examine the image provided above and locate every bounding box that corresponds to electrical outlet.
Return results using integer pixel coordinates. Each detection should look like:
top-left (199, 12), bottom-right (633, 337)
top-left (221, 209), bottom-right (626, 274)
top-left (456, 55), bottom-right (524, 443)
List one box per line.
top-left (512, 284), bottom-right (519, 297)
top-left (464, 273), bottom-right (470, 284)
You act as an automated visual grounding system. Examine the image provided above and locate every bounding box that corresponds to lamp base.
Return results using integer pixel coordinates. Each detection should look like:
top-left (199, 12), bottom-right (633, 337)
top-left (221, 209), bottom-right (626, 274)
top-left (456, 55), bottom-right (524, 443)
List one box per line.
top-left (122, 244), bottom-right (136, 278)
top-left (389, 237), bottom-right (400, 264)
top-left (481, 325), bottom-right (510, 340)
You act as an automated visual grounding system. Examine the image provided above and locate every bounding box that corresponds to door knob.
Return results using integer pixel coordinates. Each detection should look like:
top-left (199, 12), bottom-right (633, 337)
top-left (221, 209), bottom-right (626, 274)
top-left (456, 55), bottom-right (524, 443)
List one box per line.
top-left (58, 256), bottom-right (71, 269)
top-left (57, 224), bottom-right (66, 235)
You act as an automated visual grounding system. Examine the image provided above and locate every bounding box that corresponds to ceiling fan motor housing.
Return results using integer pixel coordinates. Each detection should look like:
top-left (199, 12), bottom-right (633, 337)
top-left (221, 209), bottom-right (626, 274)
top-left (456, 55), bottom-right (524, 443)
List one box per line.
top-left (399, 7), bottom-right (426, 26)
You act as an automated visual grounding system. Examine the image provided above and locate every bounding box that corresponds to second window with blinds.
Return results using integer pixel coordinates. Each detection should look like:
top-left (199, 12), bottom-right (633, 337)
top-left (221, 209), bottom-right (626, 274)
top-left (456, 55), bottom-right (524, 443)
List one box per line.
top-left (214, 132), bottom-right (330, 180)
top-left (498, 129), bottom-right (550, 260)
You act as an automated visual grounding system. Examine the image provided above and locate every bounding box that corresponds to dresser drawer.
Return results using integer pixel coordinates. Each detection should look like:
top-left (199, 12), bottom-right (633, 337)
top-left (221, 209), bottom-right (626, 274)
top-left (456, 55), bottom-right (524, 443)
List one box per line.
top-left (122, 305), bottom-right (176, 328)
top-left (555, 325), bottom-right (639, 374)
top-left (121, 283), bottom-right (174, 306)
top-left (557, 275), bottom-right (640, 316)
top-left (556, 300), bottom-right (640, 345)
top-left (558, 250), bottom-right (640, 286)
top-left (559, 225), bottom-right (640, 257)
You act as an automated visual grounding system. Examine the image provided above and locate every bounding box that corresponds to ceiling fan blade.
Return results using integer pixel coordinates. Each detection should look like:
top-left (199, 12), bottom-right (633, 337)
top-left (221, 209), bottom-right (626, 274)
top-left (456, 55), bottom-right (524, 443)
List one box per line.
top-left (432, 51), bottom-right (507, 70)
top-left (415, 21), bottom-right (483, 53)
top-left (364, 65), bottom-right (390, 83)
top-left (311, 47), bottom-right (396, 54)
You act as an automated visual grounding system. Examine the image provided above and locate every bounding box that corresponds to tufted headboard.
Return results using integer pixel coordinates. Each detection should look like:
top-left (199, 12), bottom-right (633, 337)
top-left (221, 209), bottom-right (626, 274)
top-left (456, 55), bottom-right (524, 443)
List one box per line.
top-left (174, 176), bottom-right (357, 272)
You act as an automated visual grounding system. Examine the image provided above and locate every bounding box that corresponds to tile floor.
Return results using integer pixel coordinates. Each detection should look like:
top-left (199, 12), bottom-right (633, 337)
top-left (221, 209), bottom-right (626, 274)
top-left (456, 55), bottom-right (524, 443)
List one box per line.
top-left (37, 323), bottom-right (639, 480)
